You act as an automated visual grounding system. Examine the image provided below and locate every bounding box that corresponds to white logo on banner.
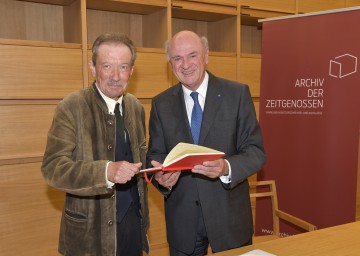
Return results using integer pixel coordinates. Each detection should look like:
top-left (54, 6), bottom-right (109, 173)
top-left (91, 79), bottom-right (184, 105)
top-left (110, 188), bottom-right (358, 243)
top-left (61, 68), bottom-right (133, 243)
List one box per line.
top-left (329, 54), bottom-right (357, 78)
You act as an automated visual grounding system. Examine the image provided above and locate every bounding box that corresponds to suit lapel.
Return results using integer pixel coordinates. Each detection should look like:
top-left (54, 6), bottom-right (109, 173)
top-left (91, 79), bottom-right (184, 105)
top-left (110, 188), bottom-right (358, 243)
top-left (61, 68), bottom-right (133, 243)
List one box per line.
top-left (171, 84), bottom-right (194, 144)
top-left (199, 74), bottom-right (223, 144)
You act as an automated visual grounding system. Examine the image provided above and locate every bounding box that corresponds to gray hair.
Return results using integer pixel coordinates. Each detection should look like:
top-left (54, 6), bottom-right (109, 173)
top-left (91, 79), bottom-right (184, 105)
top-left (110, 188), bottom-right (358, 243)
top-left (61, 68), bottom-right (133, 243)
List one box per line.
top-left (91, 33), bottom-right (136, 66)
top-left (164, 34), bottom-right (209, 61)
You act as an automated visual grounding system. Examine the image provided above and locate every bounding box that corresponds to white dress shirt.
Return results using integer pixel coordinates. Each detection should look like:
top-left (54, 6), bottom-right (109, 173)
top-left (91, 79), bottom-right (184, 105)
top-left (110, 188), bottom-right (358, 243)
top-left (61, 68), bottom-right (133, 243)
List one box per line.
top-left (95, 84), bottom-right (124, 188)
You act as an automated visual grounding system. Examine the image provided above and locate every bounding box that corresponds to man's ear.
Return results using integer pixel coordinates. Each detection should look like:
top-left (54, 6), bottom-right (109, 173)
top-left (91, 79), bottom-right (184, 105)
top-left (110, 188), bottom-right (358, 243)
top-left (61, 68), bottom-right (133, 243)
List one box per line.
top-left (129, 65), bottom-right (135, 76)
top-left (89, 60), bottom-right (96, 77)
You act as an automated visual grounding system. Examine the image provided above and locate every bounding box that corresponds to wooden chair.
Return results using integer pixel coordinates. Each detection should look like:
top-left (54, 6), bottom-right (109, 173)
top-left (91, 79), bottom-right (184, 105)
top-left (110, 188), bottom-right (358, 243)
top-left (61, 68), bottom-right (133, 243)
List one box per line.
top-left (250, 180), bottom-right (317, 243)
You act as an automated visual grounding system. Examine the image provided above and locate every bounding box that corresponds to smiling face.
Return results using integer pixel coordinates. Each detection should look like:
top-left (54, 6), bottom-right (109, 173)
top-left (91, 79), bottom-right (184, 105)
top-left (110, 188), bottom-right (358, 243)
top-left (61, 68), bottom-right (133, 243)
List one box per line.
top-left (89, 43), bottom-right (134, 100)
top-left (168, 31), bottom-right (209, 91)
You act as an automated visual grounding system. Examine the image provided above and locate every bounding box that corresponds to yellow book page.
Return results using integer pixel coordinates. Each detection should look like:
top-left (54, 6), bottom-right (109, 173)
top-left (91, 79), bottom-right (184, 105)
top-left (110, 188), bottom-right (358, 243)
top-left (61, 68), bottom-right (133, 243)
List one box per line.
top-left (163, 143), bottom-right (223, 166)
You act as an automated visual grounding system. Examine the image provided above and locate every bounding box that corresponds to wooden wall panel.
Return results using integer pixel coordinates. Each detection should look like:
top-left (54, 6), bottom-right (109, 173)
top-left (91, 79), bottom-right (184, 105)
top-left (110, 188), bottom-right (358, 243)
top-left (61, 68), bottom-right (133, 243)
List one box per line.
top-left (241, 25), bottom-right (262, 55)
top-left (207, 55), bottom-right (237, 81)
top-left (0, 104), bottom-right (56, 161)
top-left (208, 16), bottom-right (237, 52)
top-left (142, 9), bottom-right (168, 48)
top-left (131, 51), bottom-right (170, 98)
top-left (147, 185), bottom-right (169, 256)
top-left (253, 99), bottom-right (260, 120)
top-left (297, 0), bottom-right (345, 13)
top-left (141, 100), bottom-right (170, 255)
top-left (183, 0), bottom-right (237, 6)
top-left (86, 9), bottom-right (144, 47)
top-left (0, 45), bottom-right (83, 99)
top-left (239, 56), bottom-right (261, 98)
top-left (241, 0), bottom-right (297, 13)
top-left (0, 162), bottom-right (64, 255)
top-left (172, 18), bottom-right (208, 39)
top-left (140, 100), bottom-right (152, 145)
top-left (346, 0), bottom-right (360, 7)
top-left (0, 0), bottom-right (65, 42)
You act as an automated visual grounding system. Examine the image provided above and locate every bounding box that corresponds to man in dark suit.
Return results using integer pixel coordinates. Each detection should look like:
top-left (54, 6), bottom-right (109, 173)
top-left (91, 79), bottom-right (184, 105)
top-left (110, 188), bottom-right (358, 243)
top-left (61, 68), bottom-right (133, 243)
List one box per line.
top-left (146, 30), bottom-right (266, 255)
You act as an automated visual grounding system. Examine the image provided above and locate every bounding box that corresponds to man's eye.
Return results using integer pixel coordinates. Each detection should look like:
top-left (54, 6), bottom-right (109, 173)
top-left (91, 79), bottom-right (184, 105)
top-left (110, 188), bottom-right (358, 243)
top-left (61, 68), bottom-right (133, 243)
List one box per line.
top-left (172, 57), bottom-right (181, 62)
top-left (120, 65), bottom-right (130, 72)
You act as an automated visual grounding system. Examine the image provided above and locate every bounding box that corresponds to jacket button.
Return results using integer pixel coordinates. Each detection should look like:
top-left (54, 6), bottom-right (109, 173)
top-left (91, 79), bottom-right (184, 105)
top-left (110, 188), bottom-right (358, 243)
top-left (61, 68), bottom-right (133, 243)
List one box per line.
top-left (107, 144), bottom-right (113, 150)
top-left (108, 220), bottom-right (114, 226)
top-left (107, 120), bottom-right (114, 126)
top-left (111, 194), bottom-right (115, 199)
top-left (195, 201), bottom-right (200, 206)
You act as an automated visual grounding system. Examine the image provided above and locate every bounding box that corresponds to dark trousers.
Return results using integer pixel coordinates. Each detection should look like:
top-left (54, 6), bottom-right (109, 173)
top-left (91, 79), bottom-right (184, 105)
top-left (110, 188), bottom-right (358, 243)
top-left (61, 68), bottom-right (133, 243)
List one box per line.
top-left (169, 207), bottom-right (253, 256)
top-left (116, 203), bottom-right (142, 256)
top-left (170, 207), bottom-right (209, 256)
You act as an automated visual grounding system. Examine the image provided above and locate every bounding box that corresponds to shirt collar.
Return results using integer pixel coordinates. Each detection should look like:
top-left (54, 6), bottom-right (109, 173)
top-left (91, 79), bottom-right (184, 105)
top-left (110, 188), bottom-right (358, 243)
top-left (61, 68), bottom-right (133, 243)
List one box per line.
top-left (95, 83), bottom-right (123, 115)
top-left (182, 72), bottom-right (209, 99)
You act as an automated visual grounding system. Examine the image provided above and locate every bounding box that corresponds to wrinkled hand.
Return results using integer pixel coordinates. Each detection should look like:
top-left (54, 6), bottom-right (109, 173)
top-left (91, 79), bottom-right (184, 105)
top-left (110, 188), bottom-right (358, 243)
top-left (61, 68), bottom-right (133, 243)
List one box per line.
top-left (192, 158), bottom-right (228, 179)
top-left (151, 160), bottom-right (181, 188)
top-left (107, 161), bottom-right (142, 184)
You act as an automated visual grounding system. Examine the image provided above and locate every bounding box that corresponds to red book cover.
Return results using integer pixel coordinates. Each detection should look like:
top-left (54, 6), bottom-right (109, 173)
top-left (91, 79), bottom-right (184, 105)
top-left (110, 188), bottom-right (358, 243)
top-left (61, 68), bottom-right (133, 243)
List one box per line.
top-left (141, 143), bottom-right (225, 173)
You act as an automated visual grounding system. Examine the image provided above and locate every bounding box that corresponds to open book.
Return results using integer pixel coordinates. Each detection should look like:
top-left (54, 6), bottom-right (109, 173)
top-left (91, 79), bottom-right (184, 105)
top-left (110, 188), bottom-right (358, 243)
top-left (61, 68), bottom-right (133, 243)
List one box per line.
top-left (141, 142), bottom-right (225, 173)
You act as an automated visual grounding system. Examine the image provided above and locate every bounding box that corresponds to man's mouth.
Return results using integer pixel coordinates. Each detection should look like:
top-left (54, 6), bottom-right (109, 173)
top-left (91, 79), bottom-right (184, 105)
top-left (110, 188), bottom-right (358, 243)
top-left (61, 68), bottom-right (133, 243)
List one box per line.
top-left (108, 83), bottom-right (123, 87)
top-left (182, 70), bottom-right (194, 76)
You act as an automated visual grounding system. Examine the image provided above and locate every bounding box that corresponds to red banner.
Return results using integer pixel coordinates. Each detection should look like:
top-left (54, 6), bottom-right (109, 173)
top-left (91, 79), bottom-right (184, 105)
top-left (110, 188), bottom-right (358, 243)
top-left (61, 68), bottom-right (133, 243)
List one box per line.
top-left (258, 7), bottom-right (360, 236)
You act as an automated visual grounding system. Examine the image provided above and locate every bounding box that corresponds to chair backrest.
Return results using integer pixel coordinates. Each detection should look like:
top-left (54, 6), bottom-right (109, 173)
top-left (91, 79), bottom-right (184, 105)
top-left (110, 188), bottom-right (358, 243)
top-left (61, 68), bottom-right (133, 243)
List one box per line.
top-left (249, 180), bottom-right (316, 238)
top-left (249, 180), bottom-right (280, 236)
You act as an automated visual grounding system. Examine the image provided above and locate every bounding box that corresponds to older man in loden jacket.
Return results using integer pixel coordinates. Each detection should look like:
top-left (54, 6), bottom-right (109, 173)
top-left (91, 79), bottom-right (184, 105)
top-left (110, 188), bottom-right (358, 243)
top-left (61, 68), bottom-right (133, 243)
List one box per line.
top-left (41, 33), bottom-right (149, 256)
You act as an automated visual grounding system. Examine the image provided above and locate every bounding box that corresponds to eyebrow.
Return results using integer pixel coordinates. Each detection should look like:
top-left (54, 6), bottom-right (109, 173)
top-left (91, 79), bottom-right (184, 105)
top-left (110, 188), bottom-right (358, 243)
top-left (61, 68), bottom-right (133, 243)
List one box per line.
top-left (171, 51), bottom-right (199, 59)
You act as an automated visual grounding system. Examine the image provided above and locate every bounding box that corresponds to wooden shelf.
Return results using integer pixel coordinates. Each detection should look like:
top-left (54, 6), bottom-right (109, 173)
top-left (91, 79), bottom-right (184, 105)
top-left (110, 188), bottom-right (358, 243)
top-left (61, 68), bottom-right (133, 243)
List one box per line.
top-left (86, 1), bottom-right (168, 48)
top-left (171, 1), bottom-right (238, 53)
top-left (0, 0), bottom-right (82, 44)
top-left (86, 0), bottom-right (167, 14)
top-left (241, 7), bottom-right (295, 26)
top-left (172, 0), bottom-right (238, 21)
top-left (298, 0), bottom-right (345, 13)
top-left (180, 0), bottom-right (237, 7)
top-left (0, 38), bottom-right (81, 49)
top-left (16, 0), bottom-right (77, 5)
top-left (240, 0), bottom-right (297, 14)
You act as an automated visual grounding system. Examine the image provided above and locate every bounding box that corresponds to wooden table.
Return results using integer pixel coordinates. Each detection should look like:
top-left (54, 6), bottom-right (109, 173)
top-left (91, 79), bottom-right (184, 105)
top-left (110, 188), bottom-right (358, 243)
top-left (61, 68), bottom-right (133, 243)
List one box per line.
top-left (213, 221), bottom-right (360, 256)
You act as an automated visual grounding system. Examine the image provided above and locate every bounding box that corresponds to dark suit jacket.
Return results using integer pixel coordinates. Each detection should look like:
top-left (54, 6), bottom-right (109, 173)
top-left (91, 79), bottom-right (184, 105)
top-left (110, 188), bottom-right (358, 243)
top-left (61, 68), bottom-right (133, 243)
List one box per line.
top-left (146, 72), bottom-right (266, 253)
